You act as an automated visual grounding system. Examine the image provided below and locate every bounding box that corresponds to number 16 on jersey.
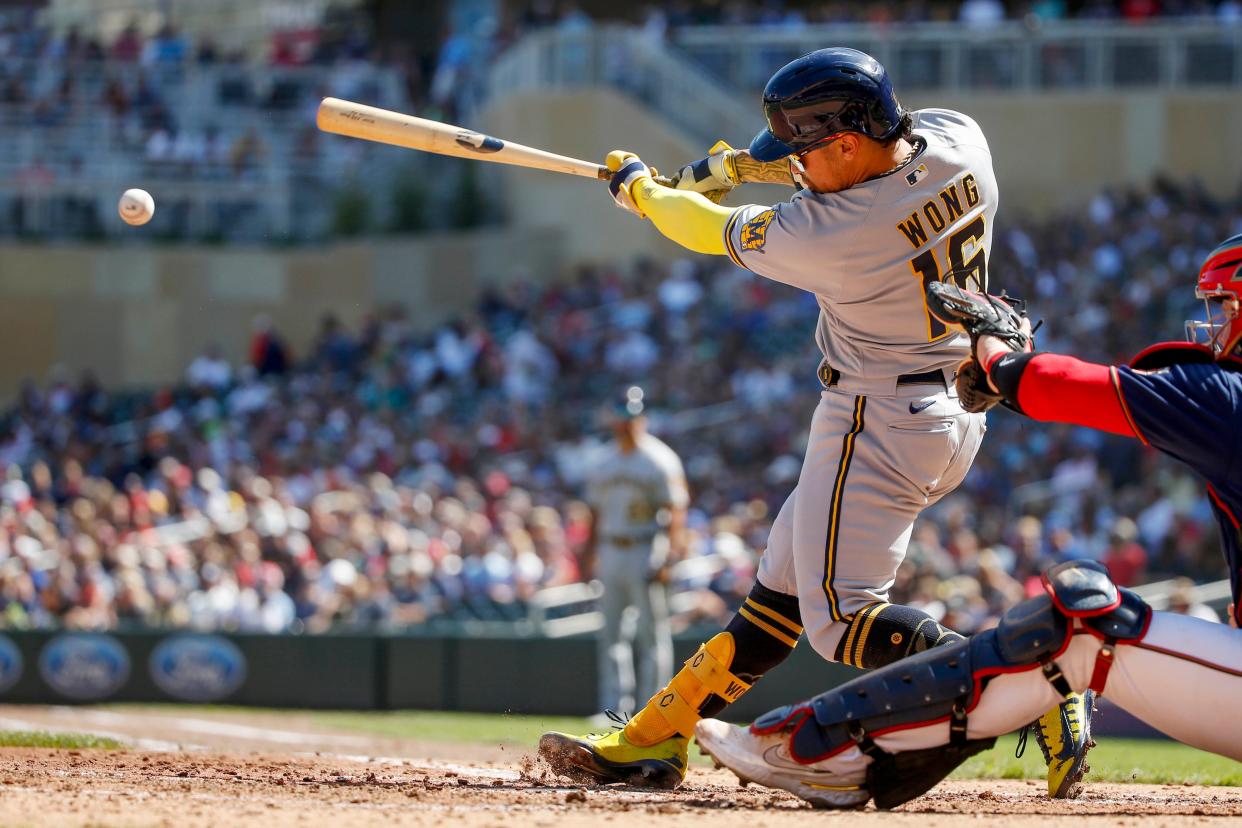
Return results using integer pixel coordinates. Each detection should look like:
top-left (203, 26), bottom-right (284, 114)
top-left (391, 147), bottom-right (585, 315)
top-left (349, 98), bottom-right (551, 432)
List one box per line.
top-left (910, 214), bottom-right (987, 341)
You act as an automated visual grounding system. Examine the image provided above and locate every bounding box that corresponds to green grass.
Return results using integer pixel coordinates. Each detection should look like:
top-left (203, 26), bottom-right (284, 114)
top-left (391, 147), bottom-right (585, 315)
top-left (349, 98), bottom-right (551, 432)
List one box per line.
top-left (954, 731), bottom-right (1242, 786)
top-left (0, 730), bottom-right (124, 750)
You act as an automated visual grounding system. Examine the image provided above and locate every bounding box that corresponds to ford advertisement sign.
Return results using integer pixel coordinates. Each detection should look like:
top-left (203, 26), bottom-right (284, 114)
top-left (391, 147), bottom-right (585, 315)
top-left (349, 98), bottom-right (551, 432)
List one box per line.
top-left (38, 633), bottom-right (130, 700)
top-left (149, 634), bottom-right (246, 702)
top-left (0, 634), bottom-right (22, 694)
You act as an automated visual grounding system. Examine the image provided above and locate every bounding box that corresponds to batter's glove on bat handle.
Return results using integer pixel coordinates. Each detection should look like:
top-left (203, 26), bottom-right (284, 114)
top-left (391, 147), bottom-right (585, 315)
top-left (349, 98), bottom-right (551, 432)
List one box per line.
top-left (925, 280), bottom-right (1039, 414)
top-left (606, 149), bottom-right (652, 217)
top-left (669, 140), bottom-right (739, 204)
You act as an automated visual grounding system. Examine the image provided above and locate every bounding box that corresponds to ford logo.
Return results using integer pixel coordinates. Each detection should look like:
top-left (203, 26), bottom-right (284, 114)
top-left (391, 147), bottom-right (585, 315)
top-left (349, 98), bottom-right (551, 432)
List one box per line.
top-left (149, 635), bottom-right (246, 702)
top-left (38, 634), bottom-right (130, 701)
top-left (0, 634), bottom-right (22, 694)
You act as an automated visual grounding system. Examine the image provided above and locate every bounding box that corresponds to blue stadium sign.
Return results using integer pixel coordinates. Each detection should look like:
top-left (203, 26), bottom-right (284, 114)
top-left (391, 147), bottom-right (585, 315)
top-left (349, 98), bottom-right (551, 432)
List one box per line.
top-left (0, 634), bottom-right (22, 694)
top-left (38, 634), bottom-right (130, 701)
top-left (149, 635), bottom-right (247, 702)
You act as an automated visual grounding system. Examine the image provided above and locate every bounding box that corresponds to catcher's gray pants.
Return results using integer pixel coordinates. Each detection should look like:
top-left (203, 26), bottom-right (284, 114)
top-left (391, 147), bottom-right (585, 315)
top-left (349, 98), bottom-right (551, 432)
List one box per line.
top-left (596, 542), bottom-right (673, 713)
top-left (757, 381), bottom-right (986, 662)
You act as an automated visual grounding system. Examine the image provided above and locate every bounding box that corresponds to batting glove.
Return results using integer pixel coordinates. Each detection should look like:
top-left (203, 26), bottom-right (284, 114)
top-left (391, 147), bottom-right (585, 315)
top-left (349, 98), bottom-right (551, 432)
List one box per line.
top-left (606, 149), bottom-right (651, 217)
top-left (670, 140), bottom-right (739, 199)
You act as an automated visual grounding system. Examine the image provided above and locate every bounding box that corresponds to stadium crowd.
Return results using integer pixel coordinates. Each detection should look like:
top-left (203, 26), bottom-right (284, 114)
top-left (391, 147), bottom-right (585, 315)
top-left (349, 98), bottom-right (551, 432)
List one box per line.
top-left (4, 1), bottom-right (1240, 240)
top-left (0, 174), bottom-right (1238, 634)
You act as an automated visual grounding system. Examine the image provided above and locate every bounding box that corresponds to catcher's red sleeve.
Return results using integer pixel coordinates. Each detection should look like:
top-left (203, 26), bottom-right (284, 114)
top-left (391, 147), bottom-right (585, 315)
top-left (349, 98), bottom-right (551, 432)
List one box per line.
top-left (987, 352), bottom-right (1139, 438)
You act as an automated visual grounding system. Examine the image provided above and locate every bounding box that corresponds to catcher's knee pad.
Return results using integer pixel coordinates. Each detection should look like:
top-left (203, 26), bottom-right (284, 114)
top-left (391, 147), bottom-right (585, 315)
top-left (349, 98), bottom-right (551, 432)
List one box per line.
top-left (751, 561), bottom-right (1150, 808)
top-left (627, 583), bottom-right (801, 744)
top-left (833, 602), bottom-right (964, 669)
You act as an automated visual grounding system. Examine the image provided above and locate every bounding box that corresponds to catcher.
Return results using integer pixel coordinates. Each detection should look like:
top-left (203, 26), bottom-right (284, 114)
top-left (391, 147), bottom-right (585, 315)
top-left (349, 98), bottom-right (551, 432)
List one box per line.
top-left (540, 47), bottom-right (1090, 799)
top-left (694, 235), bottom-right (1242, 809)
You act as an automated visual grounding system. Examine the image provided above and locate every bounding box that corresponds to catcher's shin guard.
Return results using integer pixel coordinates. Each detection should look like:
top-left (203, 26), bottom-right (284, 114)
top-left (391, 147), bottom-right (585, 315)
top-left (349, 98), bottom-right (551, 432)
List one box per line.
top-left (624, 583), bottom-right (801, 746)
top-left (749, 561), bottom-right (1150, 809)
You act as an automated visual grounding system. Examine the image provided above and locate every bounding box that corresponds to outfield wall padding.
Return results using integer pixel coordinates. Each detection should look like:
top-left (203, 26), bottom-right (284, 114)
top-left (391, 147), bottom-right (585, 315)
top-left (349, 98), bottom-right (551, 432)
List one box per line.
top-left (0, 629), bottom-right (862, 716)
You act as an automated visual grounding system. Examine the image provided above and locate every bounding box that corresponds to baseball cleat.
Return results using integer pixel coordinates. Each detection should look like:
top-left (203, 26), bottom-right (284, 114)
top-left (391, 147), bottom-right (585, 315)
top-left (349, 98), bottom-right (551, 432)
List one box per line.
top-left (1031, 690), bottom-right (1095, 799)
top-left (539, 714), bottom-right (688, 788)
top-left (693, 718), bottom-right (869, 810)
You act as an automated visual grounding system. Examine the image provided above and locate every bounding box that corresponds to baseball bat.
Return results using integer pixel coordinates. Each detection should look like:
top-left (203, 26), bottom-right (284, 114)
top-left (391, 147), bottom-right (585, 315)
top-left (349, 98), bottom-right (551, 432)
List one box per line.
top-left (316, 97), bottom-right (611, 181)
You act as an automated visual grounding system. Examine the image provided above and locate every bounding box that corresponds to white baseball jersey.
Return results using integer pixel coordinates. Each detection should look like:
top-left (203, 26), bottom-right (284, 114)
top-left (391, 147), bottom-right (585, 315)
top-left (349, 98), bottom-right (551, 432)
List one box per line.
top-left (723, 108), bottom-right (997, 386)
top-left (588, 432), bottom-right (686, 713)
top-left (586, 433), bottom-right (688, 543)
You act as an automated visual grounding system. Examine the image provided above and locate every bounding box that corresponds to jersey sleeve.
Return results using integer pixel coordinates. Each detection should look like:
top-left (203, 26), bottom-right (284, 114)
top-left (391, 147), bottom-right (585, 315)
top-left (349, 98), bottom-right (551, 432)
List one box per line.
top-left (723, 199), bottom-right (842, 294)
top-left (645, 445), bottom-right (687, 511)
top-left (1114, 364), bottom-right (1239, 479)
top-left (662, 451), bottom-right (690, 510)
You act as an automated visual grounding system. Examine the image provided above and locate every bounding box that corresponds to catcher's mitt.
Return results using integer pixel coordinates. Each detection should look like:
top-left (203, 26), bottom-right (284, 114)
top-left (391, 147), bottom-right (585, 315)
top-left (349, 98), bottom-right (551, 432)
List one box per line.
top-left (925, 281), bottom-right (1037, 413)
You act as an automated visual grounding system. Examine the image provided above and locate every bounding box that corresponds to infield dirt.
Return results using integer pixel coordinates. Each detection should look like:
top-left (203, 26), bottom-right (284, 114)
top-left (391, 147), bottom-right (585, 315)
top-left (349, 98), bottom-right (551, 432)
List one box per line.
top-left (0, 705), bottom-right (1238, 827)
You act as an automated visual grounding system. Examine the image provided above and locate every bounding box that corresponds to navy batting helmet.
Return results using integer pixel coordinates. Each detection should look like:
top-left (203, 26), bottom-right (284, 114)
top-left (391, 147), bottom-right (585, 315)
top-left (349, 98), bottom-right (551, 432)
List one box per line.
top-left (749, 47), bottom-right (905, 163)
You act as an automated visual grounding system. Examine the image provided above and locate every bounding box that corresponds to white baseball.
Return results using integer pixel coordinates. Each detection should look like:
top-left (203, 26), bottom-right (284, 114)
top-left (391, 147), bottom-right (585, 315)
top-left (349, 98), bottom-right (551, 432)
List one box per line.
top-left (118, 188), bottom-right (155, 226)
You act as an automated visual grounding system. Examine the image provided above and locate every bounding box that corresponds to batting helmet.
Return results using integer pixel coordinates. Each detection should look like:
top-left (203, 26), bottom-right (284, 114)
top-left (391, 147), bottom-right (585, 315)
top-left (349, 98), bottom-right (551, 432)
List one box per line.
top-left (1189, 233), bottom-right (1242, 357)
top-left (749, 47), bottom-right (905, 163)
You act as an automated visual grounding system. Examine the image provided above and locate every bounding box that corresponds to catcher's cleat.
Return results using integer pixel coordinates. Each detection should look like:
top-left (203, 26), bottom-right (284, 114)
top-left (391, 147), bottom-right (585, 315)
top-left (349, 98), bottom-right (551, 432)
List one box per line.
top-left (539, 711), bottom-right (688, 789)
top-left (694, 718), bottom-right (869, 810)
top-left (1024, 691), bottom-right (1095, 799)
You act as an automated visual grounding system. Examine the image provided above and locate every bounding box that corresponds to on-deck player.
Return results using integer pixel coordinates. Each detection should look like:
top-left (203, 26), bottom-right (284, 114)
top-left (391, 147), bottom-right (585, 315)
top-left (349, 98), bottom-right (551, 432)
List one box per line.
top-left (540, 47), bottom-right (1088, 797)
top-left (693, 234), bottom-right (1242, 809)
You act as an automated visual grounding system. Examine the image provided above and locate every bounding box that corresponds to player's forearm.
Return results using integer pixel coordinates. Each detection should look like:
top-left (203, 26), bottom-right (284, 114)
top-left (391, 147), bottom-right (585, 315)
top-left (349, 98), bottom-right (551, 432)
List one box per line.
top-left (987, 351), bottom-right (1138, 438)
top-left (631, 177), bottom-right (732, 255)
top-left (667, 506), bottom-right (688, 560)
top-left (732, 150), bottom-right (796, 187)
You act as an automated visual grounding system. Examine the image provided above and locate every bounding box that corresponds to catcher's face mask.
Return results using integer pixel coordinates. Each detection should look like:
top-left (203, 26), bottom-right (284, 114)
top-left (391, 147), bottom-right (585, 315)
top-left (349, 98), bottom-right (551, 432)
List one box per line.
top-left (1186, 235), bottom-right (1242, 358)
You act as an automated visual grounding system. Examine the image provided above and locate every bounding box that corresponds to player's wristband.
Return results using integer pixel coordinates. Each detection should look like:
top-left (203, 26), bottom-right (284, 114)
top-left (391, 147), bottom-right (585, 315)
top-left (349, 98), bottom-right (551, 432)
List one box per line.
top-left (987, 350), bottom-right (1037, 410)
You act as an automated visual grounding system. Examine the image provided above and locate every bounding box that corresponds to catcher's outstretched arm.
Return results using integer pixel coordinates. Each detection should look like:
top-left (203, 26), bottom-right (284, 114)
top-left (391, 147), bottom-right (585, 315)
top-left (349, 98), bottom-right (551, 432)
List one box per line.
top-left (630, 178), bottom-right (733, 256)
top-left (985, 351), bottom-right (1140, 439)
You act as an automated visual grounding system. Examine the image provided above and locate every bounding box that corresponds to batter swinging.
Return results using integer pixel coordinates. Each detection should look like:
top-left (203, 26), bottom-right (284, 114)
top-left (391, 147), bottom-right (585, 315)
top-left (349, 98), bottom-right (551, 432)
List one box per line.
top-left (540, 47), bottom-right (1089, 798)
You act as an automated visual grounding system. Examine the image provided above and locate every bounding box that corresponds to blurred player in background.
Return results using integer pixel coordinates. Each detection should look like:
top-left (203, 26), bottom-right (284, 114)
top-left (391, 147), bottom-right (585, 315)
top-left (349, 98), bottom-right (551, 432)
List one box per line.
top-left (692, 235), bottom-right (1242, 810)
top-left (541, 47), bottom-right (1089, 797)
top-left (586, 386), bottom-right (689, 718)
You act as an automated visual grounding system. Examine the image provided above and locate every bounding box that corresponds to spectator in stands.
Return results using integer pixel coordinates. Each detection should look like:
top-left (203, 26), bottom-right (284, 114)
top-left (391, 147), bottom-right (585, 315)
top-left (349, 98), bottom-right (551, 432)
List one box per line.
top-left (187, 344), bottom-right (234, 390)
top-left (1103, 517), bottom-right (1149, 586)
top-left (229, 126), bottom-right (267, 178)
top-left (144, 24), bottom-right (188, 66)
top-left (249, 315), bottom-right (290, 376)
top-left (111, 22), bottom-right (143, 62)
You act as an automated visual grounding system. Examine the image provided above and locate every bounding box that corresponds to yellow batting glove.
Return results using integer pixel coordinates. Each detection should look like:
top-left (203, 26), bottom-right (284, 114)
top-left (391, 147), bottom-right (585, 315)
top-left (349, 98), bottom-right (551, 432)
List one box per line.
top-left (605, 149), bottom-right (652, 218)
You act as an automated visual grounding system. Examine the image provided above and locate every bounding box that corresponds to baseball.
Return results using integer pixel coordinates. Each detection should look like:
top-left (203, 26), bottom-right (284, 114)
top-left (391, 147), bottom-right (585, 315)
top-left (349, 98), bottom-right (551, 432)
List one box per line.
top-left (118, 188), bottom-right (155, 226)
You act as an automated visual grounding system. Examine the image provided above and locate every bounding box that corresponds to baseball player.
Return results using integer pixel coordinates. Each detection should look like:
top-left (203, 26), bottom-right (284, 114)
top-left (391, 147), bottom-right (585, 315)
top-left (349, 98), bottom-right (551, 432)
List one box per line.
top-left (693, 235), bottom-right (1242, 810)
top-left (541, 47), bottom-right (1088, 797)
top-left (585, 387), bottom-right (689, 716)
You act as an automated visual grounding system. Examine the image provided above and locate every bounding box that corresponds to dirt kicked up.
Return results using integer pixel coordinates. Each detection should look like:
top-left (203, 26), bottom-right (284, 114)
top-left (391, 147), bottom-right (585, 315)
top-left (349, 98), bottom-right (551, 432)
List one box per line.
top-left (0, 706), bottom-right (1239, 828)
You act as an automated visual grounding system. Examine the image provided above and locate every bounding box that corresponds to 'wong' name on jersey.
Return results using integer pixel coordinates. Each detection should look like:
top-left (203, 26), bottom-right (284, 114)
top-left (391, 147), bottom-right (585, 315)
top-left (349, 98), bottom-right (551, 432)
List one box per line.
top-left (895, 173), bottom-right (982, 250)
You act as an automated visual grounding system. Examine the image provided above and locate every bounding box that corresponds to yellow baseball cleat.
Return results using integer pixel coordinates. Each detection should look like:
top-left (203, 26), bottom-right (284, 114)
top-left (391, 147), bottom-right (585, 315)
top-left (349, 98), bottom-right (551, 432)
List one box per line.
top-left (1028, 690), bottom-right (1095, 799)
top-left (539, 712), bottom-right (688, 789)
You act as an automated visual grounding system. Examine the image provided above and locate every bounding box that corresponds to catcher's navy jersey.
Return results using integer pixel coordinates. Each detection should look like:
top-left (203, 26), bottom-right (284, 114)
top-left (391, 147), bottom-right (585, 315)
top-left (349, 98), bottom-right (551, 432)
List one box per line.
top-left (1115, 359), bottom-right (1242, 623)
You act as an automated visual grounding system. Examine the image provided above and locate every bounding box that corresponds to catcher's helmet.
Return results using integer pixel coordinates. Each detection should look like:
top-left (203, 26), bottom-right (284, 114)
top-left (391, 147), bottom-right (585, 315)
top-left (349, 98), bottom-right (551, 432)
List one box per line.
top-left (749, 47), bottom-right (905, 163)
top-left (1188, 233), bottom-right (1242, 357)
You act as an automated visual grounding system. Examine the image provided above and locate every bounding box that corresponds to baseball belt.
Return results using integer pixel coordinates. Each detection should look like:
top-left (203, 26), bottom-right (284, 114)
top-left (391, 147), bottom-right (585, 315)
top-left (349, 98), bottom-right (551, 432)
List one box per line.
top-left (602, 535), bottom-right (653, 549)
top-left (818, 363), bottom-right (946, 390)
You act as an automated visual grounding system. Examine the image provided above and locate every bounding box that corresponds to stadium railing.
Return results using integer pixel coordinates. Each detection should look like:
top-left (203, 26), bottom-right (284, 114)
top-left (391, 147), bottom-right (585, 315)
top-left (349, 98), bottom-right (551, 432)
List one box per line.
top-left (671, 19), bottom-right (1242, 92)
top-left (487, 20), bottom-right (1241, 145)
top-left (0, 59), bottom-right (412, 240)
